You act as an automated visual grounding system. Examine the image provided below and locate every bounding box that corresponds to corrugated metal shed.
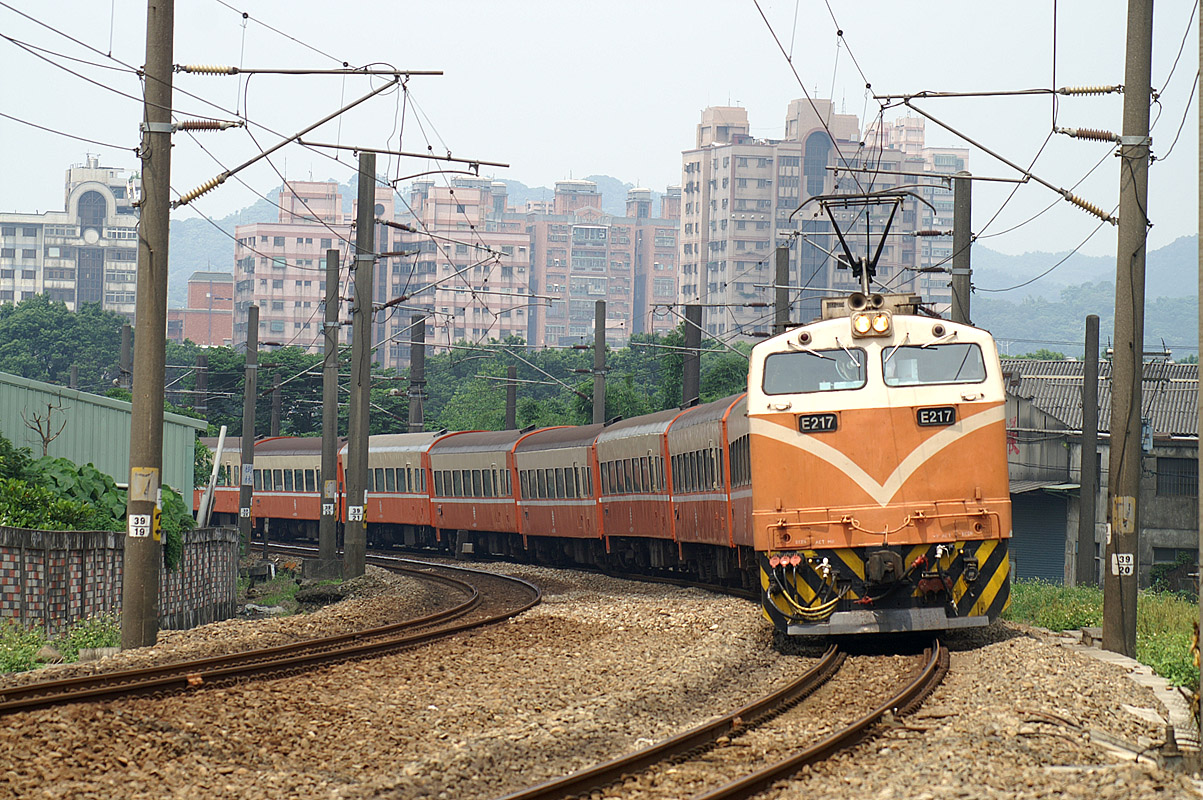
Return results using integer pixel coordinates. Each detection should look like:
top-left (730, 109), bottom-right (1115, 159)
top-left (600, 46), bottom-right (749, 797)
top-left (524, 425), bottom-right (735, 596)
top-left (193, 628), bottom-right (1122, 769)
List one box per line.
top-left (0, 372), bottom-right (206, 490)
top-left (1001, 359), bottom-right (1198, 437)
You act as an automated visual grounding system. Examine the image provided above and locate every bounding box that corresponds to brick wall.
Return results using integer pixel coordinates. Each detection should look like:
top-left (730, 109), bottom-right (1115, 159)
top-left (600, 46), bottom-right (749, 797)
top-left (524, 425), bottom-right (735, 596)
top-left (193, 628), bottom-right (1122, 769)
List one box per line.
top-left (0, 526), bottom-right (238, 636)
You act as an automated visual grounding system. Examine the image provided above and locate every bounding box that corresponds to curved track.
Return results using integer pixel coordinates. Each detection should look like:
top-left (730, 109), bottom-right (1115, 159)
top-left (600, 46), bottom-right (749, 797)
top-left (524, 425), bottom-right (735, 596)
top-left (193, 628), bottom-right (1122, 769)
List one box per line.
top-left (0, 555), bottom-right (540, 716)
top-left (495, 640), bottom-right (948, 800)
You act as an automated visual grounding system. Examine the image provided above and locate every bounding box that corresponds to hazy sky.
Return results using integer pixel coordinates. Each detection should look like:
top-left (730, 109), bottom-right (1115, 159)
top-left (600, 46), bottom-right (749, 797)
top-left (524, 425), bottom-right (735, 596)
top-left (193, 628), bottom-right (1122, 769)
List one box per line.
top-left (1, 1), bottom-right (1197, 267)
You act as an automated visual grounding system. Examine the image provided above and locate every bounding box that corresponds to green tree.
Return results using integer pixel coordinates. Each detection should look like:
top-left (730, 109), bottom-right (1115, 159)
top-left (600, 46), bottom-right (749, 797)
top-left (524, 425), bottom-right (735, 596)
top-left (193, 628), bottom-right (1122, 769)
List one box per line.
top-left (1012, 348), bottom-right (1067, 360)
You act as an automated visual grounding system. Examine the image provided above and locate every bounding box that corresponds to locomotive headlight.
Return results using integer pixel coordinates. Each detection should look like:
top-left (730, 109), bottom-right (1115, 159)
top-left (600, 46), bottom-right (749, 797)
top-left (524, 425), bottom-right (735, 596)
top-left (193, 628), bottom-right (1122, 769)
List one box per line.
top-left (851, 311), bottom-right (891, 337)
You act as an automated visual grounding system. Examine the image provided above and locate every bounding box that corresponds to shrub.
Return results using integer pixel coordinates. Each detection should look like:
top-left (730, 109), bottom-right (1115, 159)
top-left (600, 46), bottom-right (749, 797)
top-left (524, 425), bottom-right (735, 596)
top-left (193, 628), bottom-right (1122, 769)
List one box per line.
top-left (0, 620), bottom-right (47, 674)
top-left (54, 613), bottom-right (121, 662)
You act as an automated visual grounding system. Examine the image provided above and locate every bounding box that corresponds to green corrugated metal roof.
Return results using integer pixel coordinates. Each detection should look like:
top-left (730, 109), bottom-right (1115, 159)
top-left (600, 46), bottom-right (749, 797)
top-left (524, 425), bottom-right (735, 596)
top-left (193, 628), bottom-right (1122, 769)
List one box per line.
top-left (0, 372), bottom-right (205, 491)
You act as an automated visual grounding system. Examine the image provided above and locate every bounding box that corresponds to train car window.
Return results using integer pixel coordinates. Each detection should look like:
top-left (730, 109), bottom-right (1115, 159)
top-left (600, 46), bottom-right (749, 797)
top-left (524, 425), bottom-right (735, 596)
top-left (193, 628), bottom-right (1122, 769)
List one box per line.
top-left (689, 452), bottom-right (700, 492)
top-left (618, 459), bottom-right (629, 494)
top-left (374, 468), bottom-right (385, 492)
top-left (450, 471), bottom-right (461, 497)
top-left (482, 470), bottom-right (493, 498)
top-left (585, 466), bottom-right (592, 496)
top-left (535, 469), bottom-right (546, 499)
top-left (420, 470), bottom-right (426, 493)
top-left (555, 468), bottom-right (566, 499)
top-left (462, 470), bottom-right (472, 497)
top-left (883, 343), bottom-right (987, 387)
top-left (272, 469), bottom-right (283, 491)
top-left (315, 468), bottom-right (321, 488)
top-left (304, 470), bottom-right (316, 492)
top-left (293, 470), bottom-right (303, 491)
top-left (600, 463), bottom-right (610, 496)
top-left (640, 457), bottom-right (651, 493)
top-left (471, 470), bottom-right (482, 497)
top-left (504, 470), bottom-right (510, 496)
top-left (253, 470), bottom-right (262, 491)
top-left (657, 457), bottom-right (665, 492)
top-left (519, 471), bottom-right (528, 499)
top-left (762, 348), bottom-right (866, 394)
top-left (385, 469), bottom-right (396, 492)
top-left (283, 470), bottom-right (294, 492)
top-left (434, 471), bottom-right (444, 497)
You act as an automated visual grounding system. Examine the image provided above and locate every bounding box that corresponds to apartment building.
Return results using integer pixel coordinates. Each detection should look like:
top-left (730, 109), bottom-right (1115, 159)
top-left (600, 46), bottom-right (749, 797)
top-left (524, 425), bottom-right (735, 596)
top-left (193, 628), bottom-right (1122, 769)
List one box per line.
top-left (232, 181), bottom-right (355, 352)
top-left (230, 175), bottom-right (680, 367)
top-left (679, 103), bottom-right (967, 338)
top-left (167, 271), bottom-right (234, 347)
top-left (0, 156), bottom-right (139, 317)
top-left (518, 180), bottom-right (679, 348)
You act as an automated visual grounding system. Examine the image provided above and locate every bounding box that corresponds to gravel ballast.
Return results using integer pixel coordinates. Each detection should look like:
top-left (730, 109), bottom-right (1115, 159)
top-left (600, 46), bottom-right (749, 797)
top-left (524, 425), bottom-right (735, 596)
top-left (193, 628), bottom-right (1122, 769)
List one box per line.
top-left (0, 562), bottom-right (1198, 800)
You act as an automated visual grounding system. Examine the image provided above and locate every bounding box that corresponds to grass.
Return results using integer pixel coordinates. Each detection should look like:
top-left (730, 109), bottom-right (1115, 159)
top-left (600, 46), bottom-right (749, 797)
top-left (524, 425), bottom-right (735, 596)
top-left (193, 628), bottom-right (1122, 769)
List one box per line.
top-left (0, 613), bottom-right (122, 675)
top-left (1004, 578), bottom-right (1199, 692)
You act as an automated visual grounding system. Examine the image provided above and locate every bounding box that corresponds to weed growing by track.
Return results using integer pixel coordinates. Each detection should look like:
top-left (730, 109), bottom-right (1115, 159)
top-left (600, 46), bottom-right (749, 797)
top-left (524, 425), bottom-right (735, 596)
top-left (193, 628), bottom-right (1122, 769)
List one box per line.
top-left (0, 614), bottom-right (121, 674)
top-left (1004, 578), bottom-right (1198, 691)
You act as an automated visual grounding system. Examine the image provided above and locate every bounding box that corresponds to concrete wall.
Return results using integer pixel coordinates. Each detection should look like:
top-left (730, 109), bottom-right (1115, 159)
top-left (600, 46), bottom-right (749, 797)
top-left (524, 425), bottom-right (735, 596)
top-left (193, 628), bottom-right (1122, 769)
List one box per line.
top-left (0, 526), bottom-right (238, 636)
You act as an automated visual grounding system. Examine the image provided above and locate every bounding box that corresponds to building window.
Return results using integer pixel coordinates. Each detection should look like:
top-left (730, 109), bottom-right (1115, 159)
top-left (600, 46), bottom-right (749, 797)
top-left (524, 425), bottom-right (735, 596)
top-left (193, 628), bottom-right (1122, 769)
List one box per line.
top-left (273, 236), bottom-right (285, 246)
top-left (1156, 457), bottom-right (1197, 497)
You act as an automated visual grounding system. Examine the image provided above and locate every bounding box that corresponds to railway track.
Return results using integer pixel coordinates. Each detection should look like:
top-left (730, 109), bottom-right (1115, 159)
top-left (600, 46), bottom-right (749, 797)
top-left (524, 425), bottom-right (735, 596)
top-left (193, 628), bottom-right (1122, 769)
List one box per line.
top-left (497, 639), bottom-right (948, 800)
top-left (0, 555), bottom-right (540, 716)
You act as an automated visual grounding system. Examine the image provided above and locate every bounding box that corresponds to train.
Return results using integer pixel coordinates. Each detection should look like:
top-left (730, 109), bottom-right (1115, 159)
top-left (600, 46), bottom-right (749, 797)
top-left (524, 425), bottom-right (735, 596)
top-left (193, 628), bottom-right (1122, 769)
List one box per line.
top-left (198, 292), bottom-right (1011, 636)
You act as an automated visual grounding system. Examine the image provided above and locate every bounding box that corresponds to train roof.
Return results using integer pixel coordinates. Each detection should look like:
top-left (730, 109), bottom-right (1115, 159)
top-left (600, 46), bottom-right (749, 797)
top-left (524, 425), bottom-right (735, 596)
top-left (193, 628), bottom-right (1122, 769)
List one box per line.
top-left (595, 407), bottom-right (684, 444)
top-left (668, 395), bottom-right (745, 430)
top-left (364, 431), bottom-right (444, 454)
top-left (253, 436), bottom-right (324, 456)
top-left (428, 429), bottom-right (530, 455)
top-left (516, 424), bottom-right (604, 452)
top-left (200, 436), bottom-right (336, 457)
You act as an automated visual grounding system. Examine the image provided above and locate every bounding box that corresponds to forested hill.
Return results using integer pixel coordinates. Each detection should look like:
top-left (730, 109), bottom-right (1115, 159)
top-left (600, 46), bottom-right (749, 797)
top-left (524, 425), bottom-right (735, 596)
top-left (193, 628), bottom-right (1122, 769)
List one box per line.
top-left (973, 281), bottom-right (1197, 360)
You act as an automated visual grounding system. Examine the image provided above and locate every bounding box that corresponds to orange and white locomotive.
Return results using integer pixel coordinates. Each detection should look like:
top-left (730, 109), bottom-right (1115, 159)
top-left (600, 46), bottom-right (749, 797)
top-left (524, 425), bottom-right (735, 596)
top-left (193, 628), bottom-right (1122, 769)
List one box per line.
top-left (747, 293), bottom-right (1012, 634)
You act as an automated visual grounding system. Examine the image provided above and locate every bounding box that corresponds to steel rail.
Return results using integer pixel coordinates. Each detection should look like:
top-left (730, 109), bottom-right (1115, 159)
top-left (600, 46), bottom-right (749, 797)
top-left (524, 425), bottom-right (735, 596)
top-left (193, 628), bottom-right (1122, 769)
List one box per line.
top-left (693, 639), bottom-right (949, 800)
top-left (495, 644), bottom-right (844, 800)
top-left (0, 560), bottom-right (540, 715)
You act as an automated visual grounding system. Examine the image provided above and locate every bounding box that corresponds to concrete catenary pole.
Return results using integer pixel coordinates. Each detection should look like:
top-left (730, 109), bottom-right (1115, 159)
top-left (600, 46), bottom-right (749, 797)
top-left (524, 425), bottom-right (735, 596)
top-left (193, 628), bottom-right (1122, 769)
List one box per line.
top-left (311, 249), bottom-right (341, 577)
top-left (408, 315), bottom-right (426, 433)
top-left (120, 323), bottom-right (132, 389)
top-left (1078, 315), bottom-right (1100, 587)
top-left (951, 171), bottom-right (973, 325)
top-left (121, 0), bottom-right (174, 650)
top-left (344, 152), bottom-right (376, 579)
top-left (773, 245), bottom-right (790, 335)
top-left (270, 374), bottom-right (282, 437)
top-left (593, 300), bottom-right (606, 424)
top-left (69, 365), bottom-right (78, 391)
top-left (683, 304), bottom-right (702, 407)
top-left (505, 365), bottom-right (517, 430)
top-left (1104, 0), bottom-right (1153, 659)
top-left (238, 306), bottom-right (259, 556)
top-left (195, 351), bottom-right (208, 416)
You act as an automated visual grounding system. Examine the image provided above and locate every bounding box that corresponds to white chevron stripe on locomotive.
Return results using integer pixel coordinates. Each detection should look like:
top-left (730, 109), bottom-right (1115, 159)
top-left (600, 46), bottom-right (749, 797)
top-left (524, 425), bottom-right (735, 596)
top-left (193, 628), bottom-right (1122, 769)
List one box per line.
top-left (749, 405), bottom-right (1005, 507)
